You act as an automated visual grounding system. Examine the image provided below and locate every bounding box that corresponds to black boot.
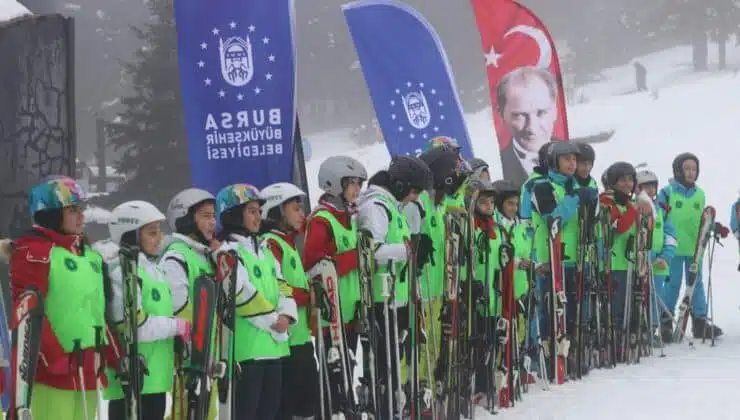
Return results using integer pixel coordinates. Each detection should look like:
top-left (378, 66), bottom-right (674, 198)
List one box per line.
top-left (660, 317), bottom-right (674, 344)
top-left (691, 316), bottom-right (723, 339)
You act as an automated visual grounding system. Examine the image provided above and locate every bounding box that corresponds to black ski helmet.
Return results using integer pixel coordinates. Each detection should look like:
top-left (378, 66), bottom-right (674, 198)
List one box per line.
top-left (419, 147), bottom-right (460, 190)
top-left (537, 141), bottom-right (553, 169)
top-left (388, 155), bottom-right (433, 199)
top-left (492, 179), bottom-right (519, 209)
top-left (469, 157), bottom-right (488, 172)
top-left (547, 141), bottom-right (580, 170)
top-left (671, 152), bottom-right (700, 182)
top-left (603, 161), bottom-right (637, 191)
top-left (576, 142), bottom-right (595, 163)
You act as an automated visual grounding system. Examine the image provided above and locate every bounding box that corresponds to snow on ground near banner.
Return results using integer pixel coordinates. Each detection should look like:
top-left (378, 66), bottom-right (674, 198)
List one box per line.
top-left (307, 73), bottom-right (740, 419)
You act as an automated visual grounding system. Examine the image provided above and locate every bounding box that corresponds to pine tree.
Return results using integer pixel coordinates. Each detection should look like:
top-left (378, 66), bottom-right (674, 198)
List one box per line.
top-left (105, 0), bottom-right (188, 210)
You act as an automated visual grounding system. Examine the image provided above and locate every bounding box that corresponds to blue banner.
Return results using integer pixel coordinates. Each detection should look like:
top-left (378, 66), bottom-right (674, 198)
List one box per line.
top-left (343, 0), bottom-right (474, 158)
top-left (174, 0), bottom-right (297, 194)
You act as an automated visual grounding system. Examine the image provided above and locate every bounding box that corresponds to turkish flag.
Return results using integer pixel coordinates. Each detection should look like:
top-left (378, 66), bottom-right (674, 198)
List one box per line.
top-left (471, 0), bottom-right (569, 152)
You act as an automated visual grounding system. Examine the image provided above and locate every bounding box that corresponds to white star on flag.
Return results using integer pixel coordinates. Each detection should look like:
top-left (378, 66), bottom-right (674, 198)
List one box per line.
top-left (204, 78), bottom-right (211, 86)
top-left (218, 90), bottom-right (225, 97)
top-left (268, 55), bottom-right (275, 62)
top-left (248, 25), bottom-right (256, 32)
top-left (265, 73), bottom-right (273, 81)
top-left (229, 21), bottom-right (237, 29)
top-left (485, 46), bottom-right (502, 67)
top-left (262, 37), bottom-right (270, 44)
top-left (197, 61), bottom-right (205, 68)
top-left (200, 42), bottom-right (207, 50)
top-left (237, 93), bottom-right (244, 101)
top-left (212, 28), bottom-right (219, 35)
top-left (254, 87), bottom-right (262, 95)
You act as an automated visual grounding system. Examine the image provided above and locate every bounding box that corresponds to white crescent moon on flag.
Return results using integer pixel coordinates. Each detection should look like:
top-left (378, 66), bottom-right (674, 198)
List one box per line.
top-left (503, 24), bottom-right (552, 69)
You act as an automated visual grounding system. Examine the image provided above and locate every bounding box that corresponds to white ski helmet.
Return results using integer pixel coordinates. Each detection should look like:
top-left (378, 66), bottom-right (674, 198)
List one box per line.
top-left (260, 182), bottom-right (306, 219)
top-left (317, 155), bottom-right (367, 196)
top-left (109, 200), bottom-right (166, 244)
top-left (166, 188), bottom-right (215, 232)
top-left (636, 168), bottom-right (659, 186)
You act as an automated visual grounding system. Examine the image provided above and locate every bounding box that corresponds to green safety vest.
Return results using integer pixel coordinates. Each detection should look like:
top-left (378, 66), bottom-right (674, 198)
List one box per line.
top-left (666, 185), bottom-right (705, 257)
top-left (104, 260), bottom-right (175, 398)
top-left (499, 220), bottom-right (531, 300)
top-left (651, 208), bottom-right (670, 277)
top-left (417, 191), bottom-right (461, 299)
top-left (371, 194), bottom-right (411, 304)
top-left (609, 202), bottom-right (636, 272)
top-left (233, 241), bottom-right (289, 361)
top-left (532, 181), bottom-right (579, 264)
top-left (46, 246), bottom-right (107, 352)
top-left (312, 210), bottom-right (360, 323)
top-left (473, 221), bottom-right (501, 317)
top-left (262, 233), bottom-right (311, 347)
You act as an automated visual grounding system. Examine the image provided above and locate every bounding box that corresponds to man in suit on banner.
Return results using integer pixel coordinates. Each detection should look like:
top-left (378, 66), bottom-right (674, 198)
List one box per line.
top-left (497, 66), bottom-right (561, 186)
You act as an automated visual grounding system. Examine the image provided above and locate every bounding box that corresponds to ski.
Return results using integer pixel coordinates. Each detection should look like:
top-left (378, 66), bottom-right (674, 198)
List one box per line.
top-left (8, 287), bottom-right (44, 420)
top-left (119, 245), bottom-right (144, 420)
top-left (215, 251), bottom-right (238, 420)
top-left (673, 206), bottom-right (716, 343)
top-left (356, 229), bottom-right (379, 419)
top-left (546, 216), bottom-right (567, 384)
top-left (187, 274), bottom-right (218, 420)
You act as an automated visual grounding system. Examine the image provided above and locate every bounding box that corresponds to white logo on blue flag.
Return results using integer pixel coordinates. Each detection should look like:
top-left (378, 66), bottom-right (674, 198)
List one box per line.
top-left (197, 22), bottom-right (277, 100)
top-left (391, 81), bottom-right (445, 140)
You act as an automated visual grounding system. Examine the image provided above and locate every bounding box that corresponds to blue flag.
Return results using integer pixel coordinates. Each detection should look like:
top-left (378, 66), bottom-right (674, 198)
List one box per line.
top-left (343, 0), bottom-right (474, 158)
top-left (174, 0), bottom-right (296, 194)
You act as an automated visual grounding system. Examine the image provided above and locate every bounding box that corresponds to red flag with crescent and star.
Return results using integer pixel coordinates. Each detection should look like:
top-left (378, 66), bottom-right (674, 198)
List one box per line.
top-left (471, 0), bottom-right (569, 172)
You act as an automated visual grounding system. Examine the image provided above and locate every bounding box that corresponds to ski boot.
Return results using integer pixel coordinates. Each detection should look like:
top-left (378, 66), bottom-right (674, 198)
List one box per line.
top-left (691, 316), bottom-right (723, 340)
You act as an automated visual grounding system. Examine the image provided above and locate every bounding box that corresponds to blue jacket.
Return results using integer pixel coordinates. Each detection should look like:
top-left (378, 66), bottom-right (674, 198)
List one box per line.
top-left (653, 200), bottom-right (677, 264)
top-left (730, 199), bottom-right (740, 235)
top-left (530, 170), bottom-right (580, 226)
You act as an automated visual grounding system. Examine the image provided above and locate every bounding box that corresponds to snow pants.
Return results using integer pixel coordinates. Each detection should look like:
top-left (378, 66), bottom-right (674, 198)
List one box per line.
top-left (30, 383), bottom-right (97, 420)
top-left (610, 270), bottom-right (629, 328)
top-left (277, 341), bottom-right (318, 419)
top-left (663, 256), bottom-right (708, 317)
top-left (109, 392), bottom-right (167, 420)
top-left (235, 358), bottom-right (283, 420)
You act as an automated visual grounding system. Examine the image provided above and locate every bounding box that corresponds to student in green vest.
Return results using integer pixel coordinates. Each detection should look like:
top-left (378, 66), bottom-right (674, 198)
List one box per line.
top-left (160, 187), bottom-right (220, 420)
top-left (356, 155), bottom-right (433, 414)
top-left (598, 162), bottom-right (652, 350)
top-left (657, 153), bottom-right (723, 339)
top-left (528, 142), bottom-right (598, 379)
top-left (259, 182), bottom-right (317, 420)
top-left (634, 168), bottom-right (678, 343)
top-left (467, 178), bottom-right (502, 405)
top-left (574, 142), bottom-right (599, 189)
top-left (215, 183), bottom-right (298, 420)
top-left (6, 176), bottom-right (122, 420)
top-left (302, 155), bottom-right (367, 415)
top-left (469, 157), bottom-right (491, 181)
top-left (103, 200), bottom-right (191, 420)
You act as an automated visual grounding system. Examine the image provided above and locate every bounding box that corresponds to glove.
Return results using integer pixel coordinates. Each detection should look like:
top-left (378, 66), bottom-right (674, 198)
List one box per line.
top-left (714, 222), bottom-right (729, 239)
top-left (577, 187), bottom-right (598, 203)
top-left (412, 233), bottom-right (435, 268)
top-left (175, 318), bottom-right (192, 343)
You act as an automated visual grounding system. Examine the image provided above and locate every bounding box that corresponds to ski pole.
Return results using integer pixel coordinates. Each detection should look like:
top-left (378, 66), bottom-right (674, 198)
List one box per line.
top-left (73, 339), bottom-right (89, 420)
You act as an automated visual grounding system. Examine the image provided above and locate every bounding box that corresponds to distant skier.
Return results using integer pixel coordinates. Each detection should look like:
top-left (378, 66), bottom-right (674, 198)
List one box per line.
top-left (633, 61), bottom-right (648, 92)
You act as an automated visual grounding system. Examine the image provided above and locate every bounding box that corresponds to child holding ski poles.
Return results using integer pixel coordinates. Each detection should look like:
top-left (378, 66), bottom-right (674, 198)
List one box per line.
top-left (214, 183), bottom-right (297, 420)
top-left (6, 176), bottom-right (123, 420)
top-left (598, 162), bottom-right (652, 362)
top-left (356, 155), bottom-right (433, 417)
top-left (259, 182), bottom-right (318, 420)
top-left (657, 153), bottom-right (723, 340)
top-left (468, 179), bottom-right (502, 409)
top-left (634, 168), bottom-right (678, 343)
top-left (302, 155), bottom-right (367, 417)
top-left (528, 142), bottom-right (598, 383)
top-left (102, 200), bottom-right (191, 420)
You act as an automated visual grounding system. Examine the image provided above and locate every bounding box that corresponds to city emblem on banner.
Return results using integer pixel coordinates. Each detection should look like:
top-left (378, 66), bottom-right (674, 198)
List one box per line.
top-left (197, 21), bottom-right (277, 101)
top-left (391, 81), bottom-right (447, 148)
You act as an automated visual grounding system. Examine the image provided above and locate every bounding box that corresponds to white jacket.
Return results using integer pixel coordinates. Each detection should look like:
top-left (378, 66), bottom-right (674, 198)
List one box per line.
top-left (357, 185), bottom-right (409, 264)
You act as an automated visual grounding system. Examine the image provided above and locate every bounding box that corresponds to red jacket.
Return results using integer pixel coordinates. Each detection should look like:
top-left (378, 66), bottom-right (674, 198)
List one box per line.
top-left (9, 226), bottom-right (122, 390)
top-left (265, 229), bottom-right (311, 308)
top-left (599, 193), bottom-right (638, 234)
top-left (302, 201), bottom-right (358, 277)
